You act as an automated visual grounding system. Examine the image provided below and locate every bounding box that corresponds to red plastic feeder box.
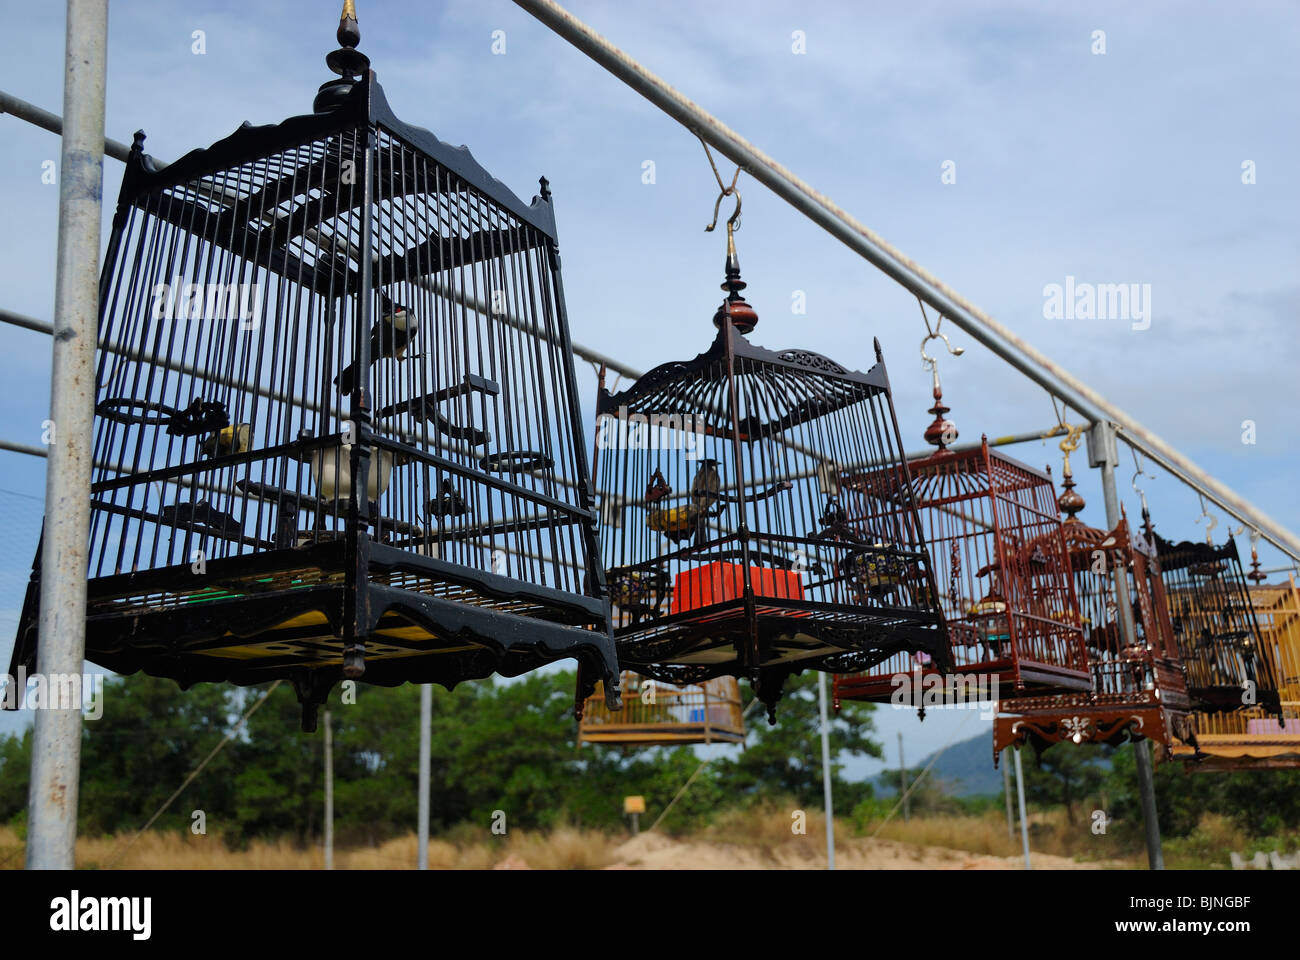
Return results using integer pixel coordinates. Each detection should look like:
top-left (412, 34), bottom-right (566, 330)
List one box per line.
top-left (671, 561), bottom-right (806, 616)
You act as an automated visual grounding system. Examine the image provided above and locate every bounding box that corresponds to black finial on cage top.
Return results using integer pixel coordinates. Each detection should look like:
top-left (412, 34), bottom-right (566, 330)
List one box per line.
top-left (316, 0), bottom-right (372, 113)
top-left (712, 229), bottom-right (758, 334)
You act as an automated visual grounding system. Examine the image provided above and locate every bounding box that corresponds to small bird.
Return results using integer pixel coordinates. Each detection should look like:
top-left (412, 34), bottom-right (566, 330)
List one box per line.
top-left (427, 477), bottom-right (468, 518)
top-left (690, 458), bottom-right (721, 510)
top-left (335, 294), bottom-right (417, 395)
top-left (647, 502), bottom-right (706, 544)
top-left (201, 423), bottom-right (250, 458)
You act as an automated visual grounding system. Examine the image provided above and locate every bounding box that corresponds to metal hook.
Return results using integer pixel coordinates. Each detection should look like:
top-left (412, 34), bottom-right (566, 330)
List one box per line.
top-left (1198, 494), bottom-right (1244, 543)
top-left (699, 134), bottom-right (743, 235)
top-left (705, 186), bottom-right (742, 235)
top-left (1131, 463), bottom-right (1150, 516)
top-left (1196, 495), bottom-right (1219, 542)
top-left (918, 300), bottom-right (964, 374)
top-left (1058, 422), bottom-right (1084, 456)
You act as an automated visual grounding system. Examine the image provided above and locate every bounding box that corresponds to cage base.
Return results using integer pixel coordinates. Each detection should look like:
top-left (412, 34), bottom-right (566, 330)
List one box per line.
top-left (8, 543), bottom-right (620, 730)
top-left (993, 704), bottom-right (1193, 762)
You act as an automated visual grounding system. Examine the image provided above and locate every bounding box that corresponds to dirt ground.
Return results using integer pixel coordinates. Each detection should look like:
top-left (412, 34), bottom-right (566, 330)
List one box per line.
top-left (597, 832), bottom-right (1105, 870)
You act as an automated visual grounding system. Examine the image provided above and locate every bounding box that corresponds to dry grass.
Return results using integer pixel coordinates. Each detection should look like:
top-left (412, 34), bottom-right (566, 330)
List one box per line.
top-left (0, 810), bottom-right (1252, 870)
top-left (0, 824), bottom-right (619, 871)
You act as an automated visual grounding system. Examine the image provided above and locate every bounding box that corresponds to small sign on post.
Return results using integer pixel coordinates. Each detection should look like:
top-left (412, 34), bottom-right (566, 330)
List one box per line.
top-left (623, 795), bottom-right (646, 835)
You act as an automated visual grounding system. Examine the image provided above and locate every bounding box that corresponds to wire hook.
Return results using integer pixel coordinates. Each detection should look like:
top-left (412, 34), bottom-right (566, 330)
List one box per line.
top-left (1130, 456), bottom-right (1150, 516)
top-left (699, 135), bottom-right (743, 235)
top-left (918, 299), bottom-right (964, 374)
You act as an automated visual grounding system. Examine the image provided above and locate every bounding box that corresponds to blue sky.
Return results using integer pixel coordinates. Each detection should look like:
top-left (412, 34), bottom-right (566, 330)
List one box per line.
top-left (1, 0), bottom-right (1297, 779)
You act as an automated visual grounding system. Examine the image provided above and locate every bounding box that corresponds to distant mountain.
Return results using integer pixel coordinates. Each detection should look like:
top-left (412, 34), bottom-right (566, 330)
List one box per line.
top-left (874, 731), bottom-right (1004, 797)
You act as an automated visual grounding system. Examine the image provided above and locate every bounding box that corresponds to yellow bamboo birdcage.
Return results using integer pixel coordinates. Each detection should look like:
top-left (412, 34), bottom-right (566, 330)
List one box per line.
top-left (578, 673), bottom-right (746, 746)
top-left (1170, 575), bottom-right (1300, 769)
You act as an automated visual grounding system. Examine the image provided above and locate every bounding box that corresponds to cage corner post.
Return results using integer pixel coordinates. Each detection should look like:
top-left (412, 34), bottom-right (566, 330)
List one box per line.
top-left (25, 0), bottom-right (108, 871)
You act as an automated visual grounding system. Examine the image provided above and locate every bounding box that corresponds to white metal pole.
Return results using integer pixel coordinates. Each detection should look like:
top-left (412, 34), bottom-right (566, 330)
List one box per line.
top-left (25, 0), bottom-right (107, 871)
top-left (898, 732), bottom-right (909, 823)
top-left (324, 709), bottom-right (334, 870)
top-left (1001, 748), bottom-right (1015, 841)
top-left (1013, 746), bottom-right (1032, 870)
top-left (817, 672), bottom-right (835, 870)
top-left (417, 683), bottom-right (431, 870)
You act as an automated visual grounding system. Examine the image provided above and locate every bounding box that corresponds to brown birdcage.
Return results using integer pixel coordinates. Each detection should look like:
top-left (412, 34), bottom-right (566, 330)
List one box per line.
top-left (993, 466), bottom-right (1194, 761)
top-left (578, 673), bottom-right (746, 746)
top-left (590, 219), bottom-right (949, 722)
top-left (833, 390), bottom-right (1090, 709)
top-left (1169, 564), bottom-right (1300, 770)
top-left (4, 7), bottom-right (621, 729)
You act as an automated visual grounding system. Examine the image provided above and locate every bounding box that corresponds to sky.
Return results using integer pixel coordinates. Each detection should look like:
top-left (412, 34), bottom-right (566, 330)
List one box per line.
top-left (0, 0), bottom-right (1297, 780)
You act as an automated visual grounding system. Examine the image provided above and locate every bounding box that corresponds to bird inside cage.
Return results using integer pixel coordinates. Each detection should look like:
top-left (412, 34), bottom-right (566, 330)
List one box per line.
top-left (334, 293), bottom-right (418, 395)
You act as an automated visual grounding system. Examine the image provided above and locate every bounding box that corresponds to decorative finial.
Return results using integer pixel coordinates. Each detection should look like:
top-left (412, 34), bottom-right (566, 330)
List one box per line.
top-left (1057, 459), bottom-right (1085, 521)
top-left (923, 376), bottom-right (956, 450)
top-left (314, 0), bottom-right (372, 112)
top-left (919, 307), bottom-right (961, 450)
top-left (1247, 533), bottom-right (1266, 583)
top-left (711, 222), bottom-right (758, 334)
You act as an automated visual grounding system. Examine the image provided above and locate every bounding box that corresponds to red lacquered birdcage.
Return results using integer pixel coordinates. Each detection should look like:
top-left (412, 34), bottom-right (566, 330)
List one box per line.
top-left (993, 464), bottom-right (1194, 761)
top-left (833, 387), bottom-right (1089, 708)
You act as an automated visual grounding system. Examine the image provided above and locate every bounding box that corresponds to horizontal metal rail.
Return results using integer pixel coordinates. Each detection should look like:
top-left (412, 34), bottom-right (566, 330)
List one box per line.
top-left (508, 0), bottom-right (1300, 564)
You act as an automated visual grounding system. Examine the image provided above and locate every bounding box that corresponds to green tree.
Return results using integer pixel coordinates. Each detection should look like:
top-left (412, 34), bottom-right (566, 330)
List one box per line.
top-left (78, 674), bottom-right (238, 836)
top-left (1021, 743), bottom-right (1110, 824)
top-left (713, 672), bottom-right (882, 813)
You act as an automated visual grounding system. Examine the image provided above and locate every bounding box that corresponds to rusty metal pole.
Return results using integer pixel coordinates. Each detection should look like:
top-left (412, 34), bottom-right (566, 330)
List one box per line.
top-left (25, 0), bottom-right (107, 871)
top-left (1090, 421), bottom-right (1164, 870)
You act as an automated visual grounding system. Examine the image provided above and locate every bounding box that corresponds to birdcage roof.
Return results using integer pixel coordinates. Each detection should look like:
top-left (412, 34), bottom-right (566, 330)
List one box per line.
top-left (844, 441), bottom-right (1055, 509)
top-left (117, 73), bottom-right (555, 297)
top-left (595, 327), bottom-right (888, 440)
top-left (1152, 530), bottom-right (1241, 572)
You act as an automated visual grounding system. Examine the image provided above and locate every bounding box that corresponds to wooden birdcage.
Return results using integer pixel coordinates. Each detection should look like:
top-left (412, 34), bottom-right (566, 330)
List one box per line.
top-left (4, 9), bottom-right (621, 729)
top-left (833, 389), bottom-right (1090, 708)
top-left (993, 470), bottom-right (1194, 760)
top-left (590, 230), bottom-right (948, 722)
top-left (1149, 524), bottom-right (1281, 721)
top-left (578, 673), bottom-right (746, 745)
top-left (1170, 570), bottom-right (1300, 769)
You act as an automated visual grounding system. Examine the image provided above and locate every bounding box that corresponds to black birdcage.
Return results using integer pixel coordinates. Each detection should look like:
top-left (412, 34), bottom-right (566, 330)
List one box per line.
top-left (590, 225), bottom-right (948, 721)
top-left (5, 8), bottom-right (621, 728)
top-left (1151, 522), bottom-right (1282, 718)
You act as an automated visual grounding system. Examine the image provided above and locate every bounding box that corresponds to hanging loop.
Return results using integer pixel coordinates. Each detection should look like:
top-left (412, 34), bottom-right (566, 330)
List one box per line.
top-left (918, 300), bottom-right (964, 373)
top-left (1197, 495), bottom-right (1219, 543)
top-left (706, 187), bottom-right (743, 235)
top-left (1058, 421), bottom-right (1084, 457)
top-left (699, 135), bottom-right (743, 235)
